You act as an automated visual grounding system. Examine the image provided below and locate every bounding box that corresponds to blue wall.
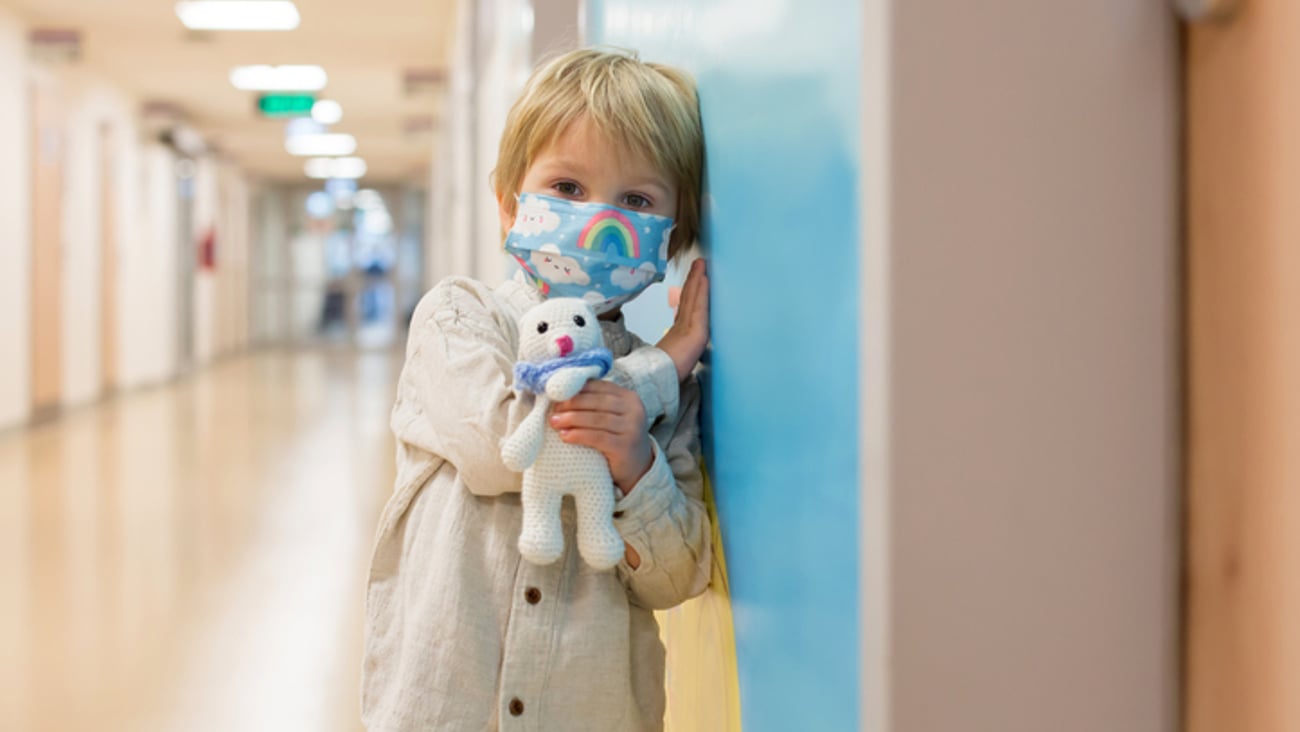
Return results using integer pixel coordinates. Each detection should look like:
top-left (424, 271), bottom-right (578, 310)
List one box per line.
top-left (587, 3), bottom-right (862, 729)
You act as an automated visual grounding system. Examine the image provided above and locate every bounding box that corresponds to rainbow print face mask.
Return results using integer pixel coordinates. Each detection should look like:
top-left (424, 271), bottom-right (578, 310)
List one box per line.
top-left (504, 192), bottom-right (674, 315)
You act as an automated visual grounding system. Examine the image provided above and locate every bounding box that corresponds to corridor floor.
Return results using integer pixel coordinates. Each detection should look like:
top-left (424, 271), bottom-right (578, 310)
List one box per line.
top-left (1, 349), bottom-right (400, 731)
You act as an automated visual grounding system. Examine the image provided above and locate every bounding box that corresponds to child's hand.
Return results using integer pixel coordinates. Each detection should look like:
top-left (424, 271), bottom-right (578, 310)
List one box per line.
top-left (655, 258), bottom-right (710, 382)
top-left (551, 380), bottom-right (654, 494)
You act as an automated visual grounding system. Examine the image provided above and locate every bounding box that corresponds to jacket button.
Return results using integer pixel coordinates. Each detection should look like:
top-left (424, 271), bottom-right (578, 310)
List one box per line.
top-left (509, 698), bottom-right (525, 716)
top-left (524, 587), bottom-right (541, 604)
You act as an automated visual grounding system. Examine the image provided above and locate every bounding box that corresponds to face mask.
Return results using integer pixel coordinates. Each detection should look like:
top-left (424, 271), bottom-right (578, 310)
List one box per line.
top-left (504, 192), bottom-right (674, 315)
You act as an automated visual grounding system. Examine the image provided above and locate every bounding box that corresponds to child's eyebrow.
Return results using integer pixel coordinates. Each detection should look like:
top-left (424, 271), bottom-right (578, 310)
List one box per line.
top-left (626, 177), bottom-right (671, 193)
top-left (535, 158), bottom-right (591, 175)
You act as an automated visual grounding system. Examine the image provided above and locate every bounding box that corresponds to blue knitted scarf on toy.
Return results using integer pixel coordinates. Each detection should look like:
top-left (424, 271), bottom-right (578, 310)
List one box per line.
top-left (513, 349), bottom-right (614, 394)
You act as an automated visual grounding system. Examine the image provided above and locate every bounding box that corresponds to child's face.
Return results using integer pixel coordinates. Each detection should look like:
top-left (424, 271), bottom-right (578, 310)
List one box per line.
top-left (499, 114), bottom-right (678, 236)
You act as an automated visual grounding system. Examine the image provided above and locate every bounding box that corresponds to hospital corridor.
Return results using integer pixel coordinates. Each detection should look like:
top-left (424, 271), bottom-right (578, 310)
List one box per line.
top-left (3, 351), bottom-right (398, 731)
top-left (3, 0), bottom-right (1299, 730)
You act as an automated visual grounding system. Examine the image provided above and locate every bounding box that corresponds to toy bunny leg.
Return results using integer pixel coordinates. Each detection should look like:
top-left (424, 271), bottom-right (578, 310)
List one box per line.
top-left (518, 471), bottom-right (565, 565)
top-left (574, 478), bottom-right (624, 570)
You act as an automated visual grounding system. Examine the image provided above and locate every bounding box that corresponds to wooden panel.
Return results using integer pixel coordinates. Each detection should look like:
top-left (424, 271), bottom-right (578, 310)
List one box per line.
top-left (100, 123), bottom-right (117, 391)
top-left (29, 81), bottom-right (63, 414)
top-left (1186, 2), bottom-right (1300, 731)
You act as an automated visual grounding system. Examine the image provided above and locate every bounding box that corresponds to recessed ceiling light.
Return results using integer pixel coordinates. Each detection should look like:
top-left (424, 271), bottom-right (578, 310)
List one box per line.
top-left (312, 99), bottom-right (343, 125)
top-left (230, 65), bottom-right (326, 91)
top-left (286, 133), bottom-right (356, 157)
top-left (305, 157), bottom-right (367, 179)
top-left (176, 1), bottom-right (300, 31)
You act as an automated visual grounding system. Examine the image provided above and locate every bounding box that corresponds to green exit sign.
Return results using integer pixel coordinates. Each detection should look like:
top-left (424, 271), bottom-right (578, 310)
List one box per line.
top-left (257, 94), bottom-right (315, 118)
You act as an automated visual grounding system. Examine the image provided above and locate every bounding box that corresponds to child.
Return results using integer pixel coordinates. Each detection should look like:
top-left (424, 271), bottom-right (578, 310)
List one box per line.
top-left (362, 48), bottom-right (712, 731)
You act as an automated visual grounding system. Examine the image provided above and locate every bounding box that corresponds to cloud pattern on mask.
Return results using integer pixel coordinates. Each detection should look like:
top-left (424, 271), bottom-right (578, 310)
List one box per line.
top-left (512, 197), bottom-right (561, 236)
top-left (610, 262), bottom-right (659, 291)
top-left (530, 244), bottom-right (590, 285)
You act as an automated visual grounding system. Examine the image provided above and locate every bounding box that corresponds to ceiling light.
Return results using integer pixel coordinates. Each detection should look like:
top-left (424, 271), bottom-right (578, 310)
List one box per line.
top-left (311, 99), bottom-right (342, 125)
top-left (230, 65), bottom-right (326, 91)
top-left (176, 1), bottom-right (300, 31)
top-left (286, 133), bottom-right (356, 157)
top-left (304, 157), bottom-right (367, 180)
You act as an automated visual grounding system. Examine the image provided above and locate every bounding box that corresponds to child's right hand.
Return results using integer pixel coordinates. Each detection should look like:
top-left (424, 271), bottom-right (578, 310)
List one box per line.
top-left (655, 258), bottom-right (710, 382)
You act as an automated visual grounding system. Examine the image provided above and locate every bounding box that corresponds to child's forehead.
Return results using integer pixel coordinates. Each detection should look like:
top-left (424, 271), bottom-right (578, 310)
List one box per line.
top-left (531, 116), bottom-right (666, 181)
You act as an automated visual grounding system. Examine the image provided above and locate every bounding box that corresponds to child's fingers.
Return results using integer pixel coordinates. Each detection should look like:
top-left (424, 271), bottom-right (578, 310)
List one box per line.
top-left (550, 410), bottom-right (624, 433)
top-left (677, 259), bottom-right (708, 326)
top-left (557, 428), bottom-right (617, 453)
top-left (677, 260), bottom-right (702, 314)
top-left (554, 380), bottom-right (643, 415)
top-left (553, 390), bottom-right (630, 415)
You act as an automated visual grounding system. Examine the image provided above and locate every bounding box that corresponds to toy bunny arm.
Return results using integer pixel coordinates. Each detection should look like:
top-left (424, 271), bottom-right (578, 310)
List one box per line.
top-left (544, 364), bottom-right (606, 402)
top-left (500, 396), bottom-right (549, 472)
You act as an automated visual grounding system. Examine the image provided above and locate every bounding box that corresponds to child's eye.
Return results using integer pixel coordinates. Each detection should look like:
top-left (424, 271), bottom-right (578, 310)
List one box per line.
top-left (554, 181), bottom-right (582, 197)
top-left (622, 193), bottom-right (653, 209)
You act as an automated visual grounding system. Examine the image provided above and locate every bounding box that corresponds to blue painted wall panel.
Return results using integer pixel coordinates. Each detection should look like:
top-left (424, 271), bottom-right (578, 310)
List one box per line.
top-left (587, 3), bottom-right (861, 729)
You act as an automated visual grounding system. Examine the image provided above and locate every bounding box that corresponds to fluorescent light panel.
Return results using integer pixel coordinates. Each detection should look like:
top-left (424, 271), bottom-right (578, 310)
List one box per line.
top-left (176, 1), bottom-right (300, 31)
top-left (286, 133), bottom-right (356, 157)
top-left (230, 65), bottom-right (326, 91)
top-left (305, 157), bottom-right (367, 179)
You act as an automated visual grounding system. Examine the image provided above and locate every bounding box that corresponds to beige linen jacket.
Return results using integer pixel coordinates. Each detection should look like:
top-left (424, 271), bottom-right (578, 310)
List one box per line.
top-left (362, 276), bottom-right (711, 731)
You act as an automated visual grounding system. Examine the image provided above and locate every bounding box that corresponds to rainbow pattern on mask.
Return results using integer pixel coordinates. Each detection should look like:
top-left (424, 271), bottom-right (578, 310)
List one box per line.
top-left (577, 209), bottom-right (640, 259)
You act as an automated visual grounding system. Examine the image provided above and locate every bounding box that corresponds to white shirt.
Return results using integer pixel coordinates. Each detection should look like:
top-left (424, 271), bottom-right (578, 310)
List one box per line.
top-left (362, 276), bottom-right (711, 731)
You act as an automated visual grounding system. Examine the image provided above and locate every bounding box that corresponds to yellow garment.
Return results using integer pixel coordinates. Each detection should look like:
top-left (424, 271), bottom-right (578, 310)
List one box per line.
top-left (657, 464), bottom-right (742, 731)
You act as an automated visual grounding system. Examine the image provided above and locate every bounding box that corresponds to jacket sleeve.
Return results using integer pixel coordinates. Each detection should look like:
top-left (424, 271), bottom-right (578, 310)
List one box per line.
top-left (613, 371), bottom-right (712, 610)
top-left (390, 278), bottom-right (530, 497)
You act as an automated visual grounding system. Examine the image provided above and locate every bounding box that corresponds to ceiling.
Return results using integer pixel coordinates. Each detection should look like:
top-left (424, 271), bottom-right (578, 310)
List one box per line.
top-left (2, 0), bottom-right (459, 183)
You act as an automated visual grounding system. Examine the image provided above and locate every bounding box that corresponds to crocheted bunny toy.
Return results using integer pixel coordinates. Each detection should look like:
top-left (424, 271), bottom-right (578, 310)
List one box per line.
top-left (501, 297), bottom-right (624, 569)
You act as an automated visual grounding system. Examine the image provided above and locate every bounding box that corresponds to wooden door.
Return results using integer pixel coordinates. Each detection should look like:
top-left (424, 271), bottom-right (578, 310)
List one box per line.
top-left (30, 81), bottom-right (63, 415)
top-left (1186, 1), bottom-right (1300, 730)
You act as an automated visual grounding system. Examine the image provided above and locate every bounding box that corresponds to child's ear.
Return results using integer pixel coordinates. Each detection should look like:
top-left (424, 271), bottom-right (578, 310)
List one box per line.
top-left (498, 194), bottom-right (516, 237)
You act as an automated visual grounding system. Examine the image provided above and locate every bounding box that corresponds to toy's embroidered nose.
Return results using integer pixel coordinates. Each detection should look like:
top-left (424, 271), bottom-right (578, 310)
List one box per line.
top-left (556, 335), bottom-right (574, 357)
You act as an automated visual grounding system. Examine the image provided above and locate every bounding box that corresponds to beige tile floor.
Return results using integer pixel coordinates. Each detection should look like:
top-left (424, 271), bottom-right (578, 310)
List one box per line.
top-left (1, 349), bottom-right (400, 732)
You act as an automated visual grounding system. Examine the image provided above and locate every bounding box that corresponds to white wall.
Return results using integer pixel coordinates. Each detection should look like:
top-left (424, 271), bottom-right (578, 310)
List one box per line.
top-left (58, 74), bottom-right (145, 406)
top-left (0, 20), bottom-right (253, 425)
top-left (0, 7), bottom-right (30, 428)
top-left (473, 0), bottom-right (533, 286)
top-left (427, 0), bottom-right (542, 289)
top-left (864, 1), bottom-right (1181, 730)
top-left (134, 144), bottom-right (181, 384)
top-left (192, 157), bottom-right (218, 363)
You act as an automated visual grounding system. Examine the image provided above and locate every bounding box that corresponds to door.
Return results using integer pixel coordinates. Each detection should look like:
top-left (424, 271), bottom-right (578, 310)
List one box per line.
top-left (99, 123), bottom-right (118, 392)
top-left (176, 157), bottom-right (195, 371)
top-left (1186, 1), bottom-right (1300, 730)
top-left (29, 81), bottom-right (63, 416)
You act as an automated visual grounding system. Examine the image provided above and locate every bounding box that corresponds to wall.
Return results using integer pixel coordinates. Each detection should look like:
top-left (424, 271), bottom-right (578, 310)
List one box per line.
top-left (427, 0), bottom-right (571, 290)
top-left (881, 1), bottom-right (1180, 730)
top-left (119, 140), bottom-right (180, 389)
top-left (587, 2), bottom-right (864, 730)
top-left (588, 1), bottom-right (1179, 731)
top-left (58, 73), bottom-right (143, 406)
top-left (0, 7), bottom-right (30, 428)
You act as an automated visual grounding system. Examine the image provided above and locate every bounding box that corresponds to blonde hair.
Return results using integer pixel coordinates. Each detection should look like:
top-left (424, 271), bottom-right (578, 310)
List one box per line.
top-left (492, 47), bottom-right (703, 261)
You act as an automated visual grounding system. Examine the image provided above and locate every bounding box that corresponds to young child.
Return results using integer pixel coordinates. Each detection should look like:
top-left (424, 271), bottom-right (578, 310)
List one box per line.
top-left (362, 48), bottom-right (712, 731)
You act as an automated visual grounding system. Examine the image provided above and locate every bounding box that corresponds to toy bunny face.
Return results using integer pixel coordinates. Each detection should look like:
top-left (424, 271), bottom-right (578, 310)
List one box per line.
top-left (516, 298), bottom-right (604, 363)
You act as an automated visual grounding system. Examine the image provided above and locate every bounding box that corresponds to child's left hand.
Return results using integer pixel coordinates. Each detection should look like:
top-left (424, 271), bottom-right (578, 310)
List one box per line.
top-left (550, 380), bottom-right (654, 495)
